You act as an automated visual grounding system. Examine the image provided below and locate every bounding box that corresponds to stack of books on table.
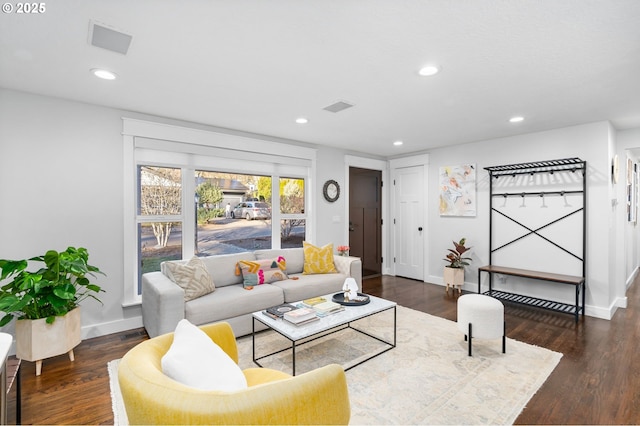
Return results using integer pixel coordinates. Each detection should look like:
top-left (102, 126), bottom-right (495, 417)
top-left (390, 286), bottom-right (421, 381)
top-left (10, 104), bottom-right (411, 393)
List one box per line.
top-left (263, 303), bottom-right (298, 319)
top-left (313, 301), bottom-right (344, 316)
top-left (301, 296), bottom-right (327, 308)
top-left (283, 307), bottom-right (319, 326)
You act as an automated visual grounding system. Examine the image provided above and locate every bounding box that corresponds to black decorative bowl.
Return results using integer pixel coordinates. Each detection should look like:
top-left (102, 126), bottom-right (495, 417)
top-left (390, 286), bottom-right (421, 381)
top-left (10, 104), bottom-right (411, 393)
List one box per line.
top-left (332, 292), bottom-right (370, 306)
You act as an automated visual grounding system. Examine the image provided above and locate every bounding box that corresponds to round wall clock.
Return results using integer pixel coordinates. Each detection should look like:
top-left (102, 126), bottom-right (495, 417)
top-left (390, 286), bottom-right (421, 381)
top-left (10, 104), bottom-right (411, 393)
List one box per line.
top-left (323, 179), bottom-right (340, 202)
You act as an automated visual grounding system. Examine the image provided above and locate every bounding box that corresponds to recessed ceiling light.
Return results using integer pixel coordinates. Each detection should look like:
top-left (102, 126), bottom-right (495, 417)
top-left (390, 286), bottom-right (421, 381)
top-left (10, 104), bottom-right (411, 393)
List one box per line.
top-left (393, 140), bottom-right (404, 146)
top-left (295, 117), bottom-right (308, 124)
top-left (91, 68), bottom-right (117, 80)
top-left (418, 65), bottom-right (440, 76)
top-left (509, 116), bottom-right (524, 123)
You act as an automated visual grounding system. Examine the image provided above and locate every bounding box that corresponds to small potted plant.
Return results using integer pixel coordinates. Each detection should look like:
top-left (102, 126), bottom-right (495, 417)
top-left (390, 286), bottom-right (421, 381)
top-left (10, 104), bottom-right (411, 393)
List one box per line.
top-left (0, 246), bottom-right (105, 375)
top-left (443, 238), bottom-right (471, 294)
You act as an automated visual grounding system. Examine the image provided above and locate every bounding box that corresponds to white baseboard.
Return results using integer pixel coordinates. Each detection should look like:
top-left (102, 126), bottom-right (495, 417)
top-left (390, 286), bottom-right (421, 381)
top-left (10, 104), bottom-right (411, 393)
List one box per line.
top-left (585, 302), bottom-right (617, 320)
top-left (427, 274), bottom-right (445, 286)
top-left (626, 267), bottom-right (639, 289)
top-left (81, 316), bottom-right (144, 340)
top-left (427, 274), bottom-right (475, 292)
top-left (615, 296), bottom-right (628, 309)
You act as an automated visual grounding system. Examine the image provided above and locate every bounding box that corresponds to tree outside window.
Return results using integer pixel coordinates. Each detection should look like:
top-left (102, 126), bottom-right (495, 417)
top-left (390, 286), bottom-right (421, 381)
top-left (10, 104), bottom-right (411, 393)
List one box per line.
top-left (139, 166), bottom-right (182, 248)
top-left (280, 178), bottom-right (305, 240)
top-left (196, 180), bottom-right (223, 224)
top-left (137, 166), bottom-right (183, 285)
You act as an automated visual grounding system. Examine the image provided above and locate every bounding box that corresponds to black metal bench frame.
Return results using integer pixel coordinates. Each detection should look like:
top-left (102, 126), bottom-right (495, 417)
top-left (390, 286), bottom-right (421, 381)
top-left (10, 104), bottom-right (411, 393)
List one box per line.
top-left (478, 265), bottom-right (585, 322)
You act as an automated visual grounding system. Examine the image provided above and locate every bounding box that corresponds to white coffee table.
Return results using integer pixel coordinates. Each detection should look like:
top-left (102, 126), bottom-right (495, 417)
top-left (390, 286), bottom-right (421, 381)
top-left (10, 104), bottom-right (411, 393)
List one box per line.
top-left (252, 294), bottom-right (396, 375)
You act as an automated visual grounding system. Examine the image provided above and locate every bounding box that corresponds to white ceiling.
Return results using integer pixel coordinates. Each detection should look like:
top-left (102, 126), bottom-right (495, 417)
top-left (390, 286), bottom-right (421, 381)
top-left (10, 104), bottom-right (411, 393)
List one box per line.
top-left (2, 0), bottom-right (640, 157)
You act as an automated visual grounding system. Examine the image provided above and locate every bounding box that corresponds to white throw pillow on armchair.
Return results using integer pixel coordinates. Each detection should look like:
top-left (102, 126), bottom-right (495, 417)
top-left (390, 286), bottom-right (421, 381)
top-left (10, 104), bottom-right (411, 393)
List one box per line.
top-left (161, 319), bottom-right (247, 391)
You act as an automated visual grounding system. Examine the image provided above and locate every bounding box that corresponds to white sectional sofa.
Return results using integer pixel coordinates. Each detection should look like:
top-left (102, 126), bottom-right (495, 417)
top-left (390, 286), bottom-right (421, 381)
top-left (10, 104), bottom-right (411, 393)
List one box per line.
top-left (142, 247), bottom-right (362, 338)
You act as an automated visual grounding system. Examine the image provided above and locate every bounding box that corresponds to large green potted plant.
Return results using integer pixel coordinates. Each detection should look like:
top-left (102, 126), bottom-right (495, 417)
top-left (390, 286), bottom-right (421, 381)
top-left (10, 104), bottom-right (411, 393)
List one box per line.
top-left (443, 238), bottom-right (472, 294)
top-left (0, 246), bottom-right (105, 375)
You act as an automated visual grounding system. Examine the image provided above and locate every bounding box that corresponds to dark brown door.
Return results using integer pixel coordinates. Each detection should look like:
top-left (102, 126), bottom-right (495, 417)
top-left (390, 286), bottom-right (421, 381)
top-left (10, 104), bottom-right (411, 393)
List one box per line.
top-left (349, 167), bottom-right (382, 278)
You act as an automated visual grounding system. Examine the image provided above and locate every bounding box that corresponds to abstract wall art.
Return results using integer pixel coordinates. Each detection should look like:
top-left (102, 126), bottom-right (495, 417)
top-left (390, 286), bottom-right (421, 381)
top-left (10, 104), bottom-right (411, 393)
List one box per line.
top-left (439, 163), bottom-right (476, 216)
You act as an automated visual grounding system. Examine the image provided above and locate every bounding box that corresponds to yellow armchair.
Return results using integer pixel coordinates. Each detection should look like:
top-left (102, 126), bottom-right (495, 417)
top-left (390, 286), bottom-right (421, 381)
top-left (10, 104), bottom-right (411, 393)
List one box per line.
top-left (118, 322), bottom-right (351, 425)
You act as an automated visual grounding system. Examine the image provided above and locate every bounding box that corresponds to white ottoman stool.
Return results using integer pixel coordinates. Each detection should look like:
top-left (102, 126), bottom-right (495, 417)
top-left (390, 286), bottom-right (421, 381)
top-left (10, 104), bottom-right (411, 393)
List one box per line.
top-left (457, 294), bottom-right (505, 356)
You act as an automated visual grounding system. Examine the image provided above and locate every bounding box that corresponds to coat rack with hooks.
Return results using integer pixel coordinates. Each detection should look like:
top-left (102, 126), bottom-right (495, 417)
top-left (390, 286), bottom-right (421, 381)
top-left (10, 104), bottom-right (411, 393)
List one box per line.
top-left (479, 157), bottom-right (587, 322)
top-left (494, 190), bottom-right (583, 198)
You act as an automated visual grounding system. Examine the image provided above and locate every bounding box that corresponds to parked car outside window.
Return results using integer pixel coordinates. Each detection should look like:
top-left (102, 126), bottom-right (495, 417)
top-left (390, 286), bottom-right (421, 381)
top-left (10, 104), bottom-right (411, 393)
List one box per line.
top-left (231, 202), bottom-right (271, 220)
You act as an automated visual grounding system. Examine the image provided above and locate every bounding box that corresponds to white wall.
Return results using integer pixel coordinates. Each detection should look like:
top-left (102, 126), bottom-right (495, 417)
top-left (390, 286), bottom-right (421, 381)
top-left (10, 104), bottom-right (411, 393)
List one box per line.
top-left (616, 128), bottom-right (640, 292)
top-left (425, 122), bottom-right (614, 318)
top-left (0, 88), bottom-right (139, 338)
top-left (314, 147), bottom-right (350, 247)
top-left (0, 88), bottom-right (363, 338)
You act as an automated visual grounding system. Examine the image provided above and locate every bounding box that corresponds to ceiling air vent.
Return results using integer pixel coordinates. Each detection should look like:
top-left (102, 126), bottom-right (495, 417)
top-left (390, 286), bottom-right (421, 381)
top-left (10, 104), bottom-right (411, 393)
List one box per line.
top-left (323, 100), bottom-right (354, 113)
top-left (88, 20), bottom-right (133, 55)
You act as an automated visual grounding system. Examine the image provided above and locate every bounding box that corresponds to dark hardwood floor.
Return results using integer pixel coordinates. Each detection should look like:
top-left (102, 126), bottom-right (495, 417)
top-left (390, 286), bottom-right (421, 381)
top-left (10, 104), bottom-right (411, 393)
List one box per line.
top-left (8, 274), bottom-right (640, 425)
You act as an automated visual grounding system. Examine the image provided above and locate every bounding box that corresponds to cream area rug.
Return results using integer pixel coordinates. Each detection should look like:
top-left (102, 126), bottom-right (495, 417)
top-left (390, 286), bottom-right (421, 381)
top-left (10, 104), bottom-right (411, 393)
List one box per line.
top-left (108, 306), bottom-right (562, 425)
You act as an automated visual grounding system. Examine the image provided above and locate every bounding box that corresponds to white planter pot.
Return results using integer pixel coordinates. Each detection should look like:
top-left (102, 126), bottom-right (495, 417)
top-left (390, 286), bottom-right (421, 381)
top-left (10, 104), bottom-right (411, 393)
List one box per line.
top-left (444, 267), bottom-right (465, 294)
top-left (16, 306), bottom-right (81, 375)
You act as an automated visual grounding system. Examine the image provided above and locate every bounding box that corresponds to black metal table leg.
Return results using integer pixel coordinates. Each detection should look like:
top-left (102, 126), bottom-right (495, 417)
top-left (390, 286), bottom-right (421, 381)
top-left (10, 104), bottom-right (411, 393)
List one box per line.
top-left (252, 317), bottom-right (256, 365)
top-left (292, 341), bottom-right (296, 376)
top-left (393, 306), bottom-right (397, 347)
top-left (502, 321), bottom-right (506, 353)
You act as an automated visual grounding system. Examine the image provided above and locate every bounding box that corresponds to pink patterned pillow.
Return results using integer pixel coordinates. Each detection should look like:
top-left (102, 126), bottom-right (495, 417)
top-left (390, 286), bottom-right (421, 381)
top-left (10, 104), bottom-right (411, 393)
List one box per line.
top-left (235, 257), bottom-right (287, 289)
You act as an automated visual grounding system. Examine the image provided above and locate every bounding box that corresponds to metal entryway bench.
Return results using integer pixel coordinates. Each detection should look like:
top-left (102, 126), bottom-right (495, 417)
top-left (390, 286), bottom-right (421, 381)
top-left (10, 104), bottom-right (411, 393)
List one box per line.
top-left (478, 265), bottom-right (585, 322)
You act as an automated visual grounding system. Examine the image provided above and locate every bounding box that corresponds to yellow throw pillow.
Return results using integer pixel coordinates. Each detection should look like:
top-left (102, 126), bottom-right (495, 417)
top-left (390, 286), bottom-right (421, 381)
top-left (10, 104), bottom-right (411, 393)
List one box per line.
top-left (303, 242), bottom-right (338, 274)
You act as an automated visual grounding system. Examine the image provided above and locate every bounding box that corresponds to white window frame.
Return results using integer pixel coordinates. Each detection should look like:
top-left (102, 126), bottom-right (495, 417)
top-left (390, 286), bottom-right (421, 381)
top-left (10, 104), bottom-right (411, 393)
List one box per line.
top-left (136, 165), bottom-right (187, 298)
top-left (276, 175), bottom-right (308, 246)
top-left (122, 118), bottom-right (316, 306)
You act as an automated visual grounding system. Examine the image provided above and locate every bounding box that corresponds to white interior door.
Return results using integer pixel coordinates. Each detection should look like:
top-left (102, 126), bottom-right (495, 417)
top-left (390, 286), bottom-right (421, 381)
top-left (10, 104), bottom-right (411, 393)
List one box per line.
top-left (394, 165), bottom-right (425, 280)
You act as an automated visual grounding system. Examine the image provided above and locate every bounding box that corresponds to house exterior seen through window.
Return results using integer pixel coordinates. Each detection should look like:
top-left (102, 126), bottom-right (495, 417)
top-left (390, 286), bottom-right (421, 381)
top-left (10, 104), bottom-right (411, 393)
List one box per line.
top-left (137, 166), bottom-right (183, 293)
top-left (136, 167), bottom-right (306, 295)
